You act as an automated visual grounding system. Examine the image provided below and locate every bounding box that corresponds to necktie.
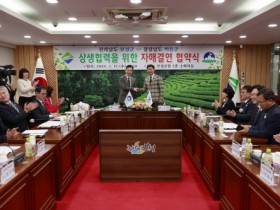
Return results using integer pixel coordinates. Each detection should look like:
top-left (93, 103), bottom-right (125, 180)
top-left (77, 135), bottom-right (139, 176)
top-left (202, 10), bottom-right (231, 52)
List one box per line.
top-left (41, 101), bottom-right (46, 112)
top-left (253, 108), bottom-right (262, 126)
top-left (127, 77), bottom-right (131, 87)
top-left (149, 76), bottom-right (152, 85)
top-left (8, 101), bottom-right (19, 113)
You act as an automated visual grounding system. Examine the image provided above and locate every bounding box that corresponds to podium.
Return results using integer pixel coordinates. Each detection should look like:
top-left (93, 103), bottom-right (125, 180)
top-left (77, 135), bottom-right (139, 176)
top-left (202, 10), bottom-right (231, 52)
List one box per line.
top-left (99, 129), bottom-right (182, 181)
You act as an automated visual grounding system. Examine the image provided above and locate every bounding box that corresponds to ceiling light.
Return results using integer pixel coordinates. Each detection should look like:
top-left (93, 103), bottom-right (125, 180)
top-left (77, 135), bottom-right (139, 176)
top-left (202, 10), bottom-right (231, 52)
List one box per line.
top-left (91, 41), bottom-right (97, 44)
top-left (225, 40), bottom-right (232, 44)
top-left (133, 35), bottom-right (139, 38)
top-left (268, 24), bottom-right (277, 28)
top-left (46, 0), bottom-right (58, 3)
top-left (24, 35), bottom-right (31, 38)
top-left (68, 17), bottom-right (77, 21)
top-left (194, 17), bottom-right (204, 21)
top-left (84, 35), bottom-right (91, 38)
top-left (175, 40), bottom-right (181, 43)
top-left (239, 35), bottom-right (247, 39)
top-left (134, 40), bottom-right (140, 44)
top-left (213, 0), bottom-right (225, 4)
top-left (130, 0), bottom-right (142, 4)
top-left (181, 35), bottom-right (188, 38)
top-left (40, 41), bottom-right (46, 44)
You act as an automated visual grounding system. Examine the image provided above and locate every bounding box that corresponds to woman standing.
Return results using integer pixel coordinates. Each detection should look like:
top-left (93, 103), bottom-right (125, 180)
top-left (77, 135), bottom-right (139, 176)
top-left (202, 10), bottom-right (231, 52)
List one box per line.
top-left (17, 68), bottom-right (38, 107)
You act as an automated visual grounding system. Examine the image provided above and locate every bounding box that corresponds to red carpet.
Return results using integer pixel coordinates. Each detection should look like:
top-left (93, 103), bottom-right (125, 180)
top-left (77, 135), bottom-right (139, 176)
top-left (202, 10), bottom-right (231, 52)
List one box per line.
top-left (57, 148), bottom-right (219, 210)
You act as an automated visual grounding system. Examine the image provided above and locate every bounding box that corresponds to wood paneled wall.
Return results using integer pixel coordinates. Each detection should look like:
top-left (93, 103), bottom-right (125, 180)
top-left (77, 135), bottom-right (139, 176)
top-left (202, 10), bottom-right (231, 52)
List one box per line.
top-left (14, 45), bottom-right (272, 103)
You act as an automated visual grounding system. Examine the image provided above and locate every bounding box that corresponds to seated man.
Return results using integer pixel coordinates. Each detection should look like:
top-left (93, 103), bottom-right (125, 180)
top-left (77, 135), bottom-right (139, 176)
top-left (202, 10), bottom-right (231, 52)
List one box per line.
top-left (226, 85), bottom-right (258, 125)
top-left (238, 88), bottom-right (280, 144)
top-left (0, 86), bottom-right (38, 132)
top-left (31, 86), bottom-right (58, 125)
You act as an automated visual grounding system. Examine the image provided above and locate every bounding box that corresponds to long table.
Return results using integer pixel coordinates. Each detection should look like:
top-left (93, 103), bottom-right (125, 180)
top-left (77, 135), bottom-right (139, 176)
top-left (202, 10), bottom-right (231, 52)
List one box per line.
top-left (0, 144), bottom-right (56, 210)
top-left (7, 113), bottom-right (99, 199)
top-left (220, 145), bottom-right (280, 210)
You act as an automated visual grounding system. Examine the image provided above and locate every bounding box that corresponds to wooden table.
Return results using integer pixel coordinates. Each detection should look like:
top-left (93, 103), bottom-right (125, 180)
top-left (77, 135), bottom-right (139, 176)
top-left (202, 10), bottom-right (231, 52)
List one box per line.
top-left (99, 129), bottom-right (182, 181)
top-left (7, 112), bottom-right (99, 199)
top-left (0, 144), bottom-right (56, 210)
top-left (220, 144), bottom-right (280, 210)
top-left (180, 113), bottom-right (268, 199)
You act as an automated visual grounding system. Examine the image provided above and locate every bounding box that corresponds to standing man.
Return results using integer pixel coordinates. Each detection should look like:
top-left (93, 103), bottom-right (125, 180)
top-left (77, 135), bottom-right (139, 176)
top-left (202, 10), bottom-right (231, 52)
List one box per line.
top-left (118, 65), bottom-right (137, 107)
top-left (31, 86), bottom-right (58, 125)
top-left (140, 64), bottom-right (164, 107)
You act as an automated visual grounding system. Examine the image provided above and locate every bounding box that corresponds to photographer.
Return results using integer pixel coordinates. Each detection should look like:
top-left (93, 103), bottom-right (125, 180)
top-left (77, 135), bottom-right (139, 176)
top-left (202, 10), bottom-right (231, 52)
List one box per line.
top-left (0, 65), bottom-right (17, 102)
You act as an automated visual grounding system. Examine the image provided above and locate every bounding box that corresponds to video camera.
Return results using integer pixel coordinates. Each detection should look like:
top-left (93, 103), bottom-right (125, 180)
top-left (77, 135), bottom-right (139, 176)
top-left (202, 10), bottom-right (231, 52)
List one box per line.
top-left (0, 65), bottom-right (16, 83)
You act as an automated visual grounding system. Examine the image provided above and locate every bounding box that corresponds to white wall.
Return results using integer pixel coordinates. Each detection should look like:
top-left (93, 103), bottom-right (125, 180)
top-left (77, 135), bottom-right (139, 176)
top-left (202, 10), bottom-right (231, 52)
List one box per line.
top-left (0, 45), bottom-right (16, 84)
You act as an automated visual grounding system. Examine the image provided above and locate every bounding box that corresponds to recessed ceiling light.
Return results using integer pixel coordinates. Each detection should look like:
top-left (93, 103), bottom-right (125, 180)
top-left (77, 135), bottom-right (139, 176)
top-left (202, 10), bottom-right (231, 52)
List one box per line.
top-left (134, 40), bottom-right (140, 44)
top-left (84, 35), bottom-right (91, 38)
top-left (239, 35), bottom-right (247, 39)
top-left (181, 35), bottom-right (188, 38)
top-left (46, 0), bottom-right (58, 3)
top-left (225, 40), bottom-right (232, 44)
top-left (130, 0), bottom-right (142, 4)
top-left (68, 17), bottom-right (77, 21)
top-left (194, 17), bottom-right (204, 22)
top-left (24, 35), bottom-right (31, 38)
top-left (268, 24), bottom-right (277, 28)
top-left (213, 0), bottom-right (225, 4)
top-left (132, 35), bottom-right (139, 38)
top-left (175, 40), bottom-right (181, 43)
top-left (40, 41), bottom-right (46, 44)
top-left (91, 41), bottom-right (97, 44)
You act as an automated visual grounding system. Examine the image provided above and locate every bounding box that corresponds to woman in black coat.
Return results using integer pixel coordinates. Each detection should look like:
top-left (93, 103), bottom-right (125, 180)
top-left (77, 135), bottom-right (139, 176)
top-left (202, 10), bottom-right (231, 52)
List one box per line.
top-left (214, 87), bottom-right (236, 115)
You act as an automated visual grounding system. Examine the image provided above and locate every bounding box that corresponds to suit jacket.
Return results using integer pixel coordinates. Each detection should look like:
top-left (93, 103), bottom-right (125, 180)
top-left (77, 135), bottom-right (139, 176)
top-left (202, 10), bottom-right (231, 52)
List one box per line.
top-left (248, 104), bottom-right (280, 144)
top-left (0, 117), bottom-right (7, 143)
top-left (118, 75), bottom-right (136, 104)
top-left (233, 99), bottom-right (258, 125)
top-left (0, 102), bottom-right (29, 132)
top-left (141, 74), bottom-right (164, 102)
top-left (31, 98), bottom-right (50, 124)
top-left (216, 99), bottom-right (235, 115)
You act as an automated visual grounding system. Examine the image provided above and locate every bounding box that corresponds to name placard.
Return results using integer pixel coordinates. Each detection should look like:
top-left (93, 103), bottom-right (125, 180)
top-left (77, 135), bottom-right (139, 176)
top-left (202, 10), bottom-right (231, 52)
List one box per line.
top-left (232, 140), bottom-right (241, 158)
top-left (36, 140), bottom-right (46, 156)
top-left (260, 163), bottom-right (275, 186)
top-left (0, 160), bottom-right (15, 184)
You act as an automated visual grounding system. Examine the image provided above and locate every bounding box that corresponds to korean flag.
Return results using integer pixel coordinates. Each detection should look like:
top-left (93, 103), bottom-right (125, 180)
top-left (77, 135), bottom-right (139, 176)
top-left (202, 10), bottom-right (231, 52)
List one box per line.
top-left (124, 91), bottom-right (134, 107)
top-left (146, 91), bottom-right (153, 106)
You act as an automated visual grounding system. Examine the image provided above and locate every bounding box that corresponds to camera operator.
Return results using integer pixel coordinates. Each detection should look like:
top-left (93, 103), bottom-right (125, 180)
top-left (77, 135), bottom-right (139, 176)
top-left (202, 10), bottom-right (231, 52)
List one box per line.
top-left (0, 65), bottom-right (17, 102)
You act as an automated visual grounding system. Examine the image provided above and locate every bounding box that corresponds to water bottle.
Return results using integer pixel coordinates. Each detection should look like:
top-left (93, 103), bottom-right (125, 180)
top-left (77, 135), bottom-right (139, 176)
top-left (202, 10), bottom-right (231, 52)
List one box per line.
top-left (263, 148), bottom-right (272, 167)
top-left (241, 138), bottom-right (247, 158)
top-left (69, 114), bottom-right (75, 127)
top-left (25, 138), bottom-right (34, 157)
top-left (244, 138), bottom-right (253, 160)
top-left (218, 117), bottom-right (224, 133)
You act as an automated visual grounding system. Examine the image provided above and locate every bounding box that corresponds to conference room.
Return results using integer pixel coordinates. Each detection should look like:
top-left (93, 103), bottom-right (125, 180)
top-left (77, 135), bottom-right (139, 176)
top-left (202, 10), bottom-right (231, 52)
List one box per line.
top-left (1, 0), bottom-right (280, 210)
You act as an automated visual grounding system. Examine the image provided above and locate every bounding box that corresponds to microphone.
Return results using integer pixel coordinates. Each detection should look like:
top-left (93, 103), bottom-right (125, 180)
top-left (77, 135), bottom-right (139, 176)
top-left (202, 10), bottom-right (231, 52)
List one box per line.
top-left (0, 144), bottom-right (25, 165)
top-left (65, 98), bottom-right (70, 102)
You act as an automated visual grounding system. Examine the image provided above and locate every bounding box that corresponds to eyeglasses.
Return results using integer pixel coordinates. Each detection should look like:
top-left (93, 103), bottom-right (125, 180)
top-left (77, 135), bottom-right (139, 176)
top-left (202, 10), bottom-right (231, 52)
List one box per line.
top-left (258, 100), bottom-right (268, 104)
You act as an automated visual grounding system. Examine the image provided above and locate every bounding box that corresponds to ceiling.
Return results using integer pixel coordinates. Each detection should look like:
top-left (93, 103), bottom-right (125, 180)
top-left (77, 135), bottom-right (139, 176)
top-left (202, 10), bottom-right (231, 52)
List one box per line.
top-left (0, 0), bottom-right (280, 47)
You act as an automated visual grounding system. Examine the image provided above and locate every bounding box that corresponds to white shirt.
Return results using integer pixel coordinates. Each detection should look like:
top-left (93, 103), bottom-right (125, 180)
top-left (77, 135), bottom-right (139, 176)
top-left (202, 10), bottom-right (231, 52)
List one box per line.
top-left (17, 79), bottom-right (35, 97)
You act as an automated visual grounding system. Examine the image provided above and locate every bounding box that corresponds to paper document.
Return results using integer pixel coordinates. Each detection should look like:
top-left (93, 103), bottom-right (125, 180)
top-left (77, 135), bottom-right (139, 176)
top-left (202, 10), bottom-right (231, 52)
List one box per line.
top-left (0, 146), bottom-right (21, 155)
top-left (38, 121), bottom-right (61, 128)
top-left (223, 123), bottom-right (238, 129)
top-left (22, 130), bottom-right (48, 135)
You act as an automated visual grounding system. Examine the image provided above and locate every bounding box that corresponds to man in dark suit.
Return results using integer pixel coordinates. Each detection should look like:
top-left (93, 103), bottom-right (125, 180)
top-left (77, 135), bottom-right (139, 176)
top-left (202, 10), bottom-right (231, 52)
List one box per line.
top-left (239, 88), bottom-right (280, 144)
top-left (0, 117), bottom-right (19, 142)
top-left (31, 86), bottom-right (58, 125)
top-left (118, 65), bottom-right (137, 107)
top-left (226, 85), bottom-right (258, 125)
top-left (0, 86), bottom-right (38, 132)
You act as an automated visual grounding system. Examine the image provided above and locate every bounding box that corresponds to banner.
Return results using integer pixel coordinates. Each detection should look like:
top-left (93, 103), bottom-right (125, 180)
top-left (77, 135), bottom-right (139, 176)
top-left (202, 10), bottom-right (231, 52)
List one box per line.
top-left (54, 46), bottom-right (223, 70)
top-left (227, 55), bottom-right (241, 103)
top-left (33, 56), bottom-right (47, 86)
